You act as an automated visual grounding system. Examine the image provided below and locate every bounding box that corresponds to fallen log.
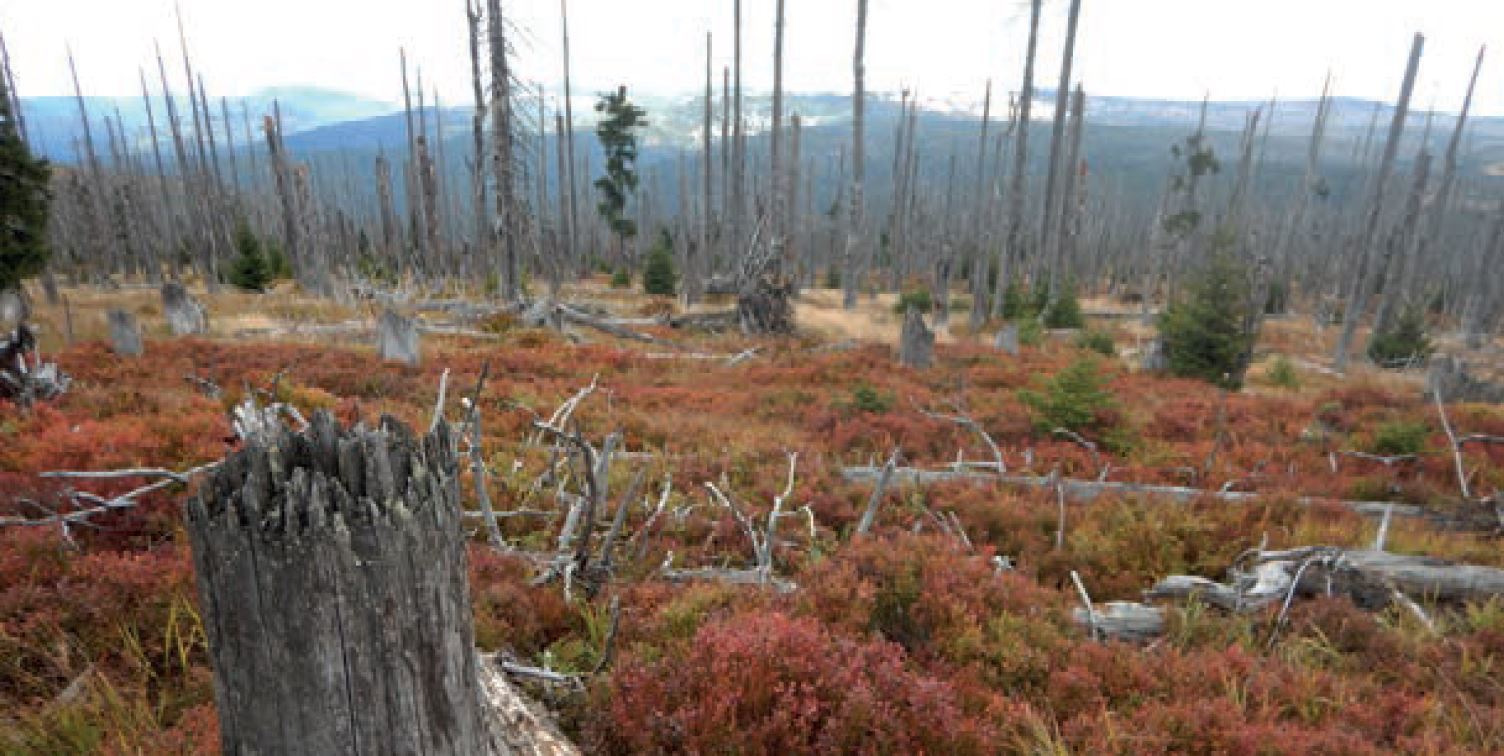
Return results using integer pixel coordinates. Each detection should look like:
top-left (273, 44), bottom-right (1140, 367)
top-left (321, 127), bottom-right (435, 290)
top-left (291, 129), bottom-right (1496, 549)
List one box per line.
top-left (556, 305), bottom-right (678, 347)
top-left (839, 466), bottom-right (1425, 522)
top-left (1080, 546), bottom-right (1504, 641)
top-left (669, 310), bottom-right (739, 332)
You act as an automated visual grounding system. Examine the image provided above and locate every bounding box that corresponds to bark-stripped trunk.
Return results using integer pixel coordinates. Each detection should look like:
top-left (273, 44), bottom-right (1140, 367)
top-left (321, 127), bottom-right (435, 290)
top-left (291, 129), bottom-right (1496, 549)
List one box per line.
top-left (993, 0), bottom-right (1042, 318)
top-left (1333, 33), bottom-right (1423, 372)
top-left (1040, 0), bottom-right (1083, 306)
top-left (560, 0), bottom-right (580, 276)
top-left (486, 0), bottom-right (521, 301)
top-left (770, 0), bottom-right (787, 275)
top-left (969, 79), bottom-right (993, 328)
top-left (375, 151), bottom-right (399, 262)
top-left (692, 32), bottom-right (712, 305)
top-left (466, 0), bottom-right (489, 280)
top-left (841, 0), bottom-right (868, 310)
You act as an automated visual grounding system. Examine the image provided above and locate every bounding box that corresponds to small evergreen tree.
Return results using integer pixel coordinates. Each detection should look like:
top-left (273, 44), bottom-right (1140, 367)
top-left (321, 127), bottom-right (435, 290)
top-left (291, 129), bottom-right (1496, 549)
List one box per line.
top-left (0, 70), bottom-right (51, 297)
top-left (1018, 357), bottom-right (1116, 435)
top-left (1157, 250), bottom-right (1256, 390)
top-left (227, 221), bottom-right (273, 291)
top-left (1043, 284), bottom-right (1084, 329)
top-left (593, 86), bottom-right (648, 262)
top-left (642, 228), bottom-right (678, 296)
top-left (1367, 306), bottom-right (1433, 367)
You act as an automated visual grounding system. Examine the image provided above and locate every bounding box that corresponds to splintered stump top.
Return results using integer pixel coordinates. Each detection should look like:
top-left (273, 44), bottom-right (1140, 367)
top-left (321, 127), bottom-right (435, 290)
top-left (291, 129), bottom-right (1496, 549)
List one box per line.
top-left (185, 413), bottom-right (487, 755)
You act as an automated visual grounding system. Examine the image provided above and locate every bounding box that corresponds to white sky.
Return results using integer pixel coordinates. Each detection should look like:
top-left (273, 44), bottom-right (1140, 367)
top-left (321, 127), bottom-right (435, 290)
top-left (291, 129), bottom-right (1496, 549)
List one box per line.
top-left (3, 0), bottom-right (1502, 114)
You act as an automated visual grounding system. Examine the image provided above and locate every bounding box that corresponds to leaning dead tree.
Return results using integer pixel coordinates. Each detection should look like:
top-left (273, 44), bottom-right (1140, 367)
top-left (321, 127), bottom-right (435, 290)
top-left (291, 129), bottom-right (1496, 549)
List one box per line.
top-left (1332, 33), bottom-right (1424, 372)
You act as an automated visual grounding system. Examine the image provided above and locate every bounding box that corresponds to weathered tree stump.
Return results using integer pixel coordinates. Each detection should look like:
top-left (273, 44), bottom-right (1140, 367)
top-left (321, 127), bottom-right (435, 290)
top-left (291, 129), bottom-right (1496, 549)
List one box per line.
top-left (1429, 354), bottom-right (1504, 404)
top-left (994, 323), bottom-right (1020, 356)
top-left (898, 306), bottom-right (934, 369)
top-left (161, 282), bottom-right (209, 336)
top-left (107, 309), bottom-right (143, 357)
top-left (736, 279), bottom-right (795, 335)
top-left (377, 308), bottom-right (422, 366)
top-left (185, 413), bottom-right (489, 755)
top-left (0, 288), bottom-right (24, 326)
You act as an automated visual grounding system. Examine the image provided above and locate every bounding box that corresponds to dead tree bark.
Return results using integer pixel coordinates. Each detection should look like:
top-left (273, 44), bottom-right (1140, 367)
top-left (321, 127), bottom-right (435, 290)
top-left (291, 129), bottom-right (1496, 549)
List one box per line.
top-left (375, 151), bottom-right (399, 263)
top-left (770, 0), bottom-right (787, 276)
top-left (969, 79), bottom-right (993, 328)
top-left (692, 31), bottom-right (712, 306)
top-left (1040, 0), bottom-right (1083, 307)
top-left (185, 413), bottom-right (491, 754)
top-left (841, 0), bottom-right (868, 310)
top-left (732, 0), bottom-right (746, 277)
top-left (993, 0), bottom-right (1042, 318)
top-left (559, 0), bottom-right (581, 278)
top-left (898, 306), bottom-right (934, 369)
top-left (1333, 33), bottom-right (1424, 372)
top-left (486, 0), bottom-right (521, 301)
top-left (466, 0), bottom-right (490, 279)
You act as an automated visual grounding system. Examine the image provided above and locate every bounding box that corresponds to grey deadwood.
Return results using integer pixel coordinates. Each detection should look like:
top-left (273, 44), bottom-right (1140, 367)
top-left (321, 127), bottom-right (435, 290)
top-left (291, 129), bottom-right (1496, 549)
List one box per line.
top-left (184, 413), bottom-right (488, 755)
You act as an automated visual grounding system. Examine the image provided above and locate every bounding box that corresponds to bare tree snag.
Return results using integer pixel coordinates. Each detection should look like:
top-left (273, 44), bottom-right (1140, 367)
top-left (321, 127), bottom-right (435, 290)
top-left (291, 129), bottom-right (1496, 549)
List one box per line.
top-left (842, 0), bottom-right (869, 310)
top-left (185, 413), bottom-right (492, 754)
top-left (1333, 33), bottom-right (1424, 372)
top-left (993, 0), bottom-right (1042, 319)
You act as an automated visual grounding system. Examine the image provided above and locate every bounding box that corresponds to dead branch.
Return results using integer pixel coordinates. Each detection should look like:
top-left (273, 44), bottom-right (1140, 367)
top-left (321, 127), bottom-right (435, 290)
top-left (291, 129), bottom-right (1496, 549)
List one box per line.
top-left (855, 447), bottom-right (901, 535)
top-left (1432, 387), bottom-right (1473, 499)
top-left (915, 399), bottom-right (1004, 475)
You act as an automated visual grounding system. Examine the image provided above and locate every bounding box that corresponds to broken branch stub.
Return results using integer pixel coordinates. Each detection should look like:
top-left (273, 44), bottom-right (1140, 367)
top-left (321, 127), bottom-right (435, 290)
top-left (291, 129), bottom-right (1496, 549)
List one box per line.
top-left (184, 412), bottom-right (490, 754)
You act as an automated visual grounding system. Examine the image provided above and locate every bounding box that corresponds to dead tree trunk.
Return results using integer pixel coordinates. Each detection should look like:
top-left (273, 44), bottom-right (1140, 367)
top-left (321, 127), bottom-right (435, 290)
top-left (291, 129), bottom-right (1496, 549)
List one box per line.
top-left (1333, 33), bottom-right (1424, 372)
top-left (770, 0), bottom-right (787, 276)
top-left (969, 80), bottom-right (993, 328)
top-left (184, 413), bottom-right (490, 755)
top-left (559, 0), bottom-right (581, 279)
top-left (993, 0), bottom-right (1042, 319)
top-left (1040, 0), bottom-right (1083, 307)
top-left (898, 306), bottom-right (934, 369)
top-left (466, 0), bottom-right (490, 279)
top-left (841, 0), bottom-right (868, 311)
top-left (487, 0), bottom-right (521, 301)
top-left (692, 31), bottom-right (712, 306)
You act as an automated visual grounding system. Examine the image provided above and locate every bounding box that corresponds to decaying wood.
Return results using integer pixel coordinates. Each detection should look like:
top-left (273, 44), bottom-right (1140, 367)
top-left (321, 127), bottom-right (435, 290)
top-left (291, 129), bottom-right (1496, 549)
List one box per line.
top-left (477, 654), bottom-right (581, 755)
top-left (107, 309), bottom-right (143, 357)
top-left (377, 308), bottom-right (422, 365)
top-left (0, 323), bottom-right (70, 404)
top-left (839, 465), bottom-right (1453, 524)
top-left (1081, 546), bottom-right (1504, 642)
top-left (160, 282), bottom-right (208, 335)
top-left (185, 412), bottom-right (491, 754)
top-left (898, 306), bottom-right (934, 368)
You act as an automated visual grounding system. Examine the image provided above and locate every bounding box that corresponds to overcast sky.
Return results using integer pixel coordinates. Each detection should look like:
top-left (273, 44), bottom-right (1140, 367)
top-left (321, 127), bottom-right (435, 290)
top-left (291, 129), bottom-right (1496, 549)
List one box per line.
top-left (3, 0), bottom-right (1502, 115)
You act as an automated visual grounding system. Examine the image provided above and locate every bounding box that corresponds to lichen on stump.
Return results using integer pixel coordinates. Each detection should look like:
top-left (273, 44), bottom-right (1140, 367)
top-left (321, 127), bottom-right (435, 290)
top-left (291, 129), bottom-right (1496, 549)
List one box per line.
top-left (184, 412), bottom-right (487, 755)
